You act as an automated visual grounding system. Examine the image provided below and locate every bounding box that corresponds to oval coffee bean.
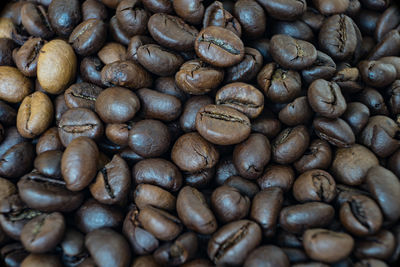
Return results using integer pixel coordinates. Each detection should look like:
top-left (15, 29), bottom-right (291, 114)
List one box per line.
top-left (293, 169), bottom-right (336, 203)
top-left (313, 117), bottom-right (355, 148)
top-left (64, 82), bottom-right (102, 110)
top-left (134, 184), bottom-right (176, 211)
top-left (0, 66), bottom-right (33, 103)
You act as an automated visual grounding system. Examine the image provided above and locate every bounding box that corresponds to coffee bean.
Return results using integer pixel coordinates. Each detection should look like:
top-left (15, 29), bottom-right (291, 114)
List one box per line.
top-left (0, 142), bottom-right (35, 179)
top-left (21, 3), bottom-right (53, 39)
top-left (0, 66), bottom-right (33, 103)
top-left (233, 0), bottom-right (266, 39)
top-left (244, 245), bottom-right (290, 267)
top-left (134, 184), bottom-right (175, 211)
top-left (257, 164), bottom-right (295, 192)
top-left (116, 0), bottom-right (149, 36)
top-left (195, 26), bottom-right (245, 67)
top-left (203, 1), bottom-right (242, 36)
top-left (302, 51), bottom-right (336, 84)
top-left (48, 0), bottom-right (81, 38)
top-left (313, 117), bottom-right (355, 148)
top-left (98, 42), bottom-right (126, 65)
top-left (354, 230), bottom-right (396, 260)
top-left (82, 0), bottom-right (108, 21)
top-left (223, 176), bottom-right (260, 198)
top-left (278, 96), bottom-right (313, 126)
top-left (341, 102), bottom-right (370, 135)
top-left (69, 19), bottom-right (107, 56)
top-left (208, 220), bottom-right (261, 266)
top-left (293, 169), bottom-right (336, 203)
top-left (314, 0), bottom-right (349, 15)
top-left (21, 253), bottom-right (62, 267)
top-left (13, 37), bottom-right (44, 77)
top-left (257, 0), bottom-right (307, 21)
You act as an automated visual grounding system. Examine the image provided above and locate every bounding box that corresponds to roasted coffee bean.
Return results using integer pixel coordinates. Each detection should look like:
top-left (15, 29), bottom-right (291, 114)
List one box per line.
top-left (278, 96), bottom-right (313, 126)
top-left (138, 206), bottom-right (182, 241)
top-left (18, 171), bottom-right (84, 212)
top-left (64, 82), bottom-right (102, 111)
top-left (313, 117), bottom-right (355, 148)
top-left (12, 37), bottom-right (43, 77)
top-left (80, 56), bottom-right (104, 86)
top-left (224, 47), bottom-right (263, 83)
top-left (257, 164), bottom-right (295, 192)
top-left (82, 0), bottom-right (108, 21)
top-left (216, 83), bottom-right (264, 119)
top-left (90, 155), bottom-right (131, 205)
top-left (358, 60), bottom-right (397, 88)
top-left (341, 102), bottom-right (370, 135)
top-left (37, 39), bottom-right (77, 95)
top-left (177, 186), bottom-right (217, 234)
top-left (250, 188), bottom-right (283, 238)
top-left (173, 0), bottom-right (204, 25)
top-left (60, 228), bottom-right (85, 257)
top-left (61, 137), bottom-right (99, 191)
top-left (339, 194), bottom-right (383, 236)
top-left (354, 230), bottom-right (395, 260)
top-left (233, 133), bottom-right (270, 179)
top-left (244, 245), bottom-right (290, 267)
top-left (131, 255), bottom-right (160, 267)
top-left (21, 253), bottom-right (62, 267)
top-left (303, 228), bottom-right (354, 263)
top-left (175, 59), bottom-right (224, 95)
top-left (137, 88), bottom-right (182, 122)
top-left (0, 101), bottom-right (17, 126)
top-left (21, 3), bottom-right (53, 39)
top-left (257, 63), bottom-right (302, 103)
top-left (58, 108), bottom-right (104, 147)
top-left (355, 87), bottom-right (389, 116)
top-left (0, 66), bottom-right (33, 103)
top-left (0, 177), bottom-right (16, 201)
top-left (279, 202), bottom-right (335, 234)
top-left (233, 0), bottom-right (266, 39)
top-left (302, 51), bottom-right (337, 84)
top-left (257, 0), bottom-right (307, 21)
top-left (272, 125), bottom-right (310, 165)
top-left (20, 212), bottom-right (65, 253)
top-left (180, 96), bottom-right (213, 132)
top-left (109, 15), bottom-right (131, 45)
top-left (48, 0), bottom-right (81, 38)
top-left (69, 19), bottom-right (107, 56)
top-left (98, 42), bottom-right (126, 65)
top-left (16, 91), bottom-right (53, 139)
top-left (134, 184), bottom-right (176, 211)
top-left (0, 142), bottom-right (35, 179)
top-left (142, 0), bottom-right (174, 13)
top-left (95, 87), bottom-right (140, 123)
top-left (293, 169), bottom-right (336, 203)
top-left (271, 19), bottom-right (314, 42)
top-left (208, 220), bottom-right (261, 266)
top-left (203, 1), bottom-right (242, 36)
top-left (85, 228), bottom-right (131, 267)
top-left (36, 127), bottom-right (63, 155)
top-left (133, 158), bottom-right (183, 191)
top-left (148, 13), bottom-right (198, 51)
top-left (116, 0), bottom-right (149, 36)
top-left (223, 176), bottom-right (259, 198)
top-left (195, 26), bottom-right (245, 67)
top-left (34, 150), bottom-right (62, 178)
top-left (1, 242), bottom-right (29, 267)
top-left (196, 104), bottom-right (251, 145)
top-left (270, 34), bottom-right (317, 70)
top-left (75, 199), bottom-right (123, 233)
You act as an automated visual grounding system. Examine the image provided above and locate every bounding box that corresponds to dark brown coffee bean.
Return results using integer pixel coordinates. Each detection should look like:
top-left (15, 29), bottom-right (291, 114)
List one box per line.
top-left (69, 19), bottom-right (107, 56)
top-left (95, 87), bottom-right (140, 123)
top-left (270, 34), bottom-right (317, 70)
top-left (293, 169), bottom-right (336, 203)
top-left (216, 82), bottom-right (264, 119)
top-left (358, 60), bottom-right (397, 88)
top-left (148, 13), bottom-right (198, 51)
top-left (61, 137), bottom-right (99, 191)
top-left (116, 0), bottom-right (149, 36)
top-left (302, 51), bottom-right (337, 84)
top-left (203, 1), bottom-right (242, 37)
top-left (195, 26), bottom-right (245, 67)
top-left (64, 82), bottom-right (102, 111)
top-left (0, 66), bottom-right (33, 103)
top-left (134, 184), bottom-right (176, 211)
top-left (133, 158), bottom-right (183, 192)
top-left (177, 186), bottom-right (217, 234)
top-left (223, 176), bottom-right (259, 198)
top-left (233, 0), bottom-right (266, 39)
top-left (180, 96), bottom-right (213, 132)
top-left (303, 228), bottom-right (354, 263)
top-left (0, 100), bottom-right (17, 126)
top-left (244, 245), bottom-right (290, 267)
top-left (250, 188), bottom-right (283, 238)
top-left (196, 104), bottom-right (251, 145)
top-left (313, 117), bottom-right (355, 148)
top-left (101, 60), bottom-right (152, 89)
top-left (354, 230), bottom-right (395, 260)
top-left (85, 228), bottom-right (131, 267)
top-left (34, 150), bottom-right (62, 178)
top-left (208, 220), bottom-right (261, 266)
top-left (80, 56), bottom-right (104, 87)
top-left (173, 0), bottom-right (204, 25)
top-left (278, 96), bottom-right (313, 126)
top-left (0, 142), bottom-right (35, 179)
top-left (20, 212), bottom-right (65, 253)
top-left (13, 37), bottom-right (44, 77)
top-left (224, 47), bottom-right (263, 83)
top-left (279, 202), bottom-right (335, 234)
top-left (90, 155), bottom-right (131, 205)
top-left (82, 0), bottom-right (108, 21)
top-left (128, 119), bottom-right (171, 157)
top-left (341, 102), bottom-right (370, 135)
top-left (21, 3), bottom-right (53, 39)
top-left (314, 0), bottom-right (349, 15)
top-left (257, 0), bottom-right (307, 21)
top-left (257, 164), bottom-right (295, 192)
top-left (48, 0), bottom-right (81, 38)
top-left (36, 127), bottom-right (63, 155)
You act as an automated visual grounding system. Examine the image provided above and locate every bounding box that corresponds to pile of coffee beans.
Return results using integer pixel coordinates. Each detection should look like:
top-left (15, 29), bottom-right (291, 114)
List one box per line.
top-left (0, 0), bottom-right (400, 266)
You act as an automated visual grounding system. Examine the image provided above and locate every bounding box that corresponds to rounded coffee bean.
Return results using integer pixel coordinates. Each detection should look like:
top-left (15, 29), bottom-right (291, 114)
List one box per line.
top-left (196, 104), bottom-right (251, 145)
top-left (250, 188), bottom-right (283, 238)
top-left (244, 245), bottom-right (290, 267)
top-left (98, 42), bottom-right (126, 65)
top-left (233, 0), bottom-right (266, 39)
top-left (64, 82), bottom-right (102, 110)
top-left (195, 26), bottom-right (245, 67)
top-left (58, 108), bottom-right (104, 147)
top-left (180, 96), bottom-right (213, 132)
top-left (133, 158), bottom-right (182, 191)
top-left (0, 177), bottom-right (16, 200)
top-left (354, 230), bottom-right (395, 260)
top-left (101, 60), bottom-right (152, 89)
top-left (128, 119), bottom-right (171, 157)
top-left (34, 150), bottom-right (62, 178)
top-left (60, 228), bottom-right (85, 257)
top-left (85, 228), bottom-right (131, 267)
top-left (95, 87), bottom-right (140, 123)
top-left (313, 0), bottom-right (349, 15)
top-left (137, 44), bottom-right (184, 76)
top-left (358, 60), bottom-right (396, 88)
top-left (257, 0), bottom-right (307, 21)
top-left (208, 220), bottom-right (261, 266)
top-left (177, 186), bottom-right (217, 234)
top-left (175, 59), bottom-right (224, 95)
top-left (69, 19), bottom-right (107, 56)
top-left (342, 102), bottom-right (370, 135)
top-left (148, 13), bottom-right (198, 51)
top-left (224, 47), bottom-right (263, 83)
top-left (0, 142), bottom-right (35, 179)
top-left (216, 83), bottom-right (264, 119)
top-left (61, 137), bottom-right (99, 191)
top-left (136, 88), bottom-right (182, 121)
top-left (331, 144), bottom-right (378, 185)
top-left (82, 0), bottom-right (108, 21)
top-left (134, 184), bottom-right (176, 211)
top-left (116, 0), bottom-right (149, 36)
top-left (308, 79), bottom-right (346, 118)
top-left (13, 37), bottom-right (44, 77)
top-left (18, 171), bottom-right (84, 212)
top-left (292, 169), bottom-right (336, 203)
top-left (303, 228), bottom-right (354, 263)
top-left (211, 185), bottom-right (250, 223)
top-left (21, 212), bottom-right (65, 253)
top-left (0, 66), bottom-right (33, 103)
top-left (172, 132), bottom-right (219, 172)
top-left (16, 92), bottom-right (53, 138)
top-left (257, 164), bottom-right (295, 192)
top-left (279, 202), bottom-right (335, 234)
top-left (20, 3), bottom-right (53, 39)
top-left (223, 176), bottom-right (260, 198)
top-left (270, 34), bottom-right (317, 70)
top-left (75, 199), bottom-right (123, 233)
top-left (278, 96), bottom-right (313, 126)
top-left (302, 51), bottom-right (336, 84)
top-left (89, 155), bottom-right (131, 205)
top-left (138, 206), bottom-right (182, 241)
top-left (173, 0), bottom-right (204, 25)
top-left (233, 133), bottom-right (271, 179)
top-left (48, 0), bottom-right (81, 37)
top-left (203, 1), bottom-right (242, 36)
top-left (37, 39), bottom-right (77, 94)
top-left (80, 56), bottom-right (104, 86)
top-left (339, 194), bottom-right (383, 236)
top-left (365, 166), bottom-right (400, 222)
top-left (272, 125), bottom-right (310, 165)
top-left (313, 117), bottom-right (355, 148)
